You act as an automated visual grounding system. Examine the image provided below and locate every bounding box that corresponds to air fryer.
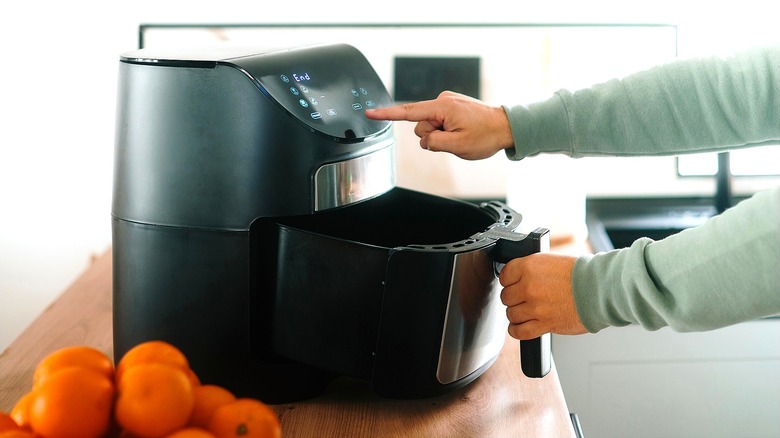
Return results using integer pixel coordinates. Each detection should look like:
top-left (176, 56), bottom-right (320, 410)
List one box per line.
top-left (112, 43), bottom-right (550, 403)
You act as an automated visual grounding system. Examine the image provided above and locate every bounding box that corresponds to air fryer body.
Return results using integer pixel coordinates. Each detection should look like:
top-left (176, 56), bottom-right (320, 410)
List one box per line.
top-left (113, 44), bottom-right (395, 400)
top-left (112, 44), bottom-right (538, 403)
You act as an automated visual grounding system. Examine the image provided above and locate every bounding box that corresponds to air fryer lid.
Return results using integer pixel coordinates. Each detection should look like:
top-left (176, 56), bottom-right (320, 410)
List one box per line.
top-left (121, 44), bottom-right (393, 141)
top-left (114, 43), bottom-right (397, 229)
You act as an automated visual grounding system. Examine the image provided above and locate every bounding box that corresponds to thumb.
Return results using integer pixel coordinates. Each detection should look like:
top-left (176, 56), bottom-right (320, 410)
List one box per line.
top-left (420, 129), bottom-right (451, 151)
top-left (421, 129), bottom-right (471, 155)
top-left (508, 320), bottom-right (546, 341)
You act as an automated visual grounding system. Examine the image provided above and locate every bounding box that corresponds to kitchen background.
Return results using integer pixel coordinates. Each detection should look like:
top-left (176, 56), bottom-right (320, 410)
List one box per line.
top-left (1, 1), bottom-right (778, 437)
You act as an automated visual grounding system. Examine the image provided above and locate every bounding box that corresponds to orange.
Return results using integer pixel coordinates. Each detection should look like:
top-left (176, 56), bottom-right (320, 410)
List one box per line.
top-left (115, 340), bottom-right (190, 384)
top-left (28, 367), bottom-right (114, 438)
top-left (115, 362), bottom-right (195, 438)
top-left (0, 413), bottom-right (20, 432)
top-left (185, 367), bottom-right (202, 387)
top-left (188, 385), bottom-right (237, 428)
top-left (32, 345), bottom-right (114, 389)
top-left (9, 392), bottom-right (34, 430)
top-left (208, 399), bottom-right (281, 438)
top-left (0, 431), bottom-right (36, 438)
top-left (164, 427), bottom-right (217, 438)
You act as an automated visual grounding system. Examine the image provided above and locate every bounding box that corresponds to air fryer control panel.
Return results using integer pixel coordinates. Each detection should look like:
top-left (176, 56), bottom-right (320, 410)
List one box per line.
top-left (248, 51), bottom-right (393, 140)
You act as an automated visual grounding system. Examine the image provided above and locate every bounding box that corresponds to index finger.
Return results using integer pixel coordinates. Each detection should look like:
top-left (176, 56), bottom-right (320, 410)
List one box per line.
top-left (365, 100), bottom-right (438, 122)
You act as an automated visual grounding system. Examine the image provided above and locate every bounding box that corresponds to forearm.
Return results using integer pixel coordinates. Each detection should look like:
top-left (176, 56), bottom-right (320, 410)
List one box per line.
top-left (572, 186), bottom-right (780, 332)
top-left (503, 46), bottom-right (780, 159)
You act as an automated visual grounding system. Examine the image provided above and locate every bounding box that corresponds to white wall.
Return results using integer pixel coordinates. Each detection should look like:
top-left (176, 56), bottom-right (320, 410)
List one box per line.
top-left (1, 1), bottom-right (777, 351)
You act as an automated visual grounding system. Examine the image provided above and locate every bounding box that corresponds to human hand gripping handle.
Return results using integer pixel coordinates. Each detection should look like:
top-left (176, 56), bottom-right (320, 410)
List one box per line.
top-left (364, 91), bottom-right (514, 160)
top-left (492, 228), bottom-right (552, 378)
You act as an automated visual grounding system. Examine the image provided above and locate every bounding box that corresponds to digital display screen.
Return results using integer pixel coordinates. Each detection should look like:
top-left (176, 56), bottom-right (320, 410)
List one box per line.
top-left (291, 72), bottom-right (311, 82)
top-left (269, 70), bottom-right (384, 132)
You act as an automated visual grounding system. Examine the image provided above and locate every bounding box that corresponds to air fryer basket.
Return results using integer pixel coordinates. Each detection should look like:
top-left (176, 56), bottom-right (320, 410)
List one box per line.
top-left (250, 187), bottom-right (547, 398)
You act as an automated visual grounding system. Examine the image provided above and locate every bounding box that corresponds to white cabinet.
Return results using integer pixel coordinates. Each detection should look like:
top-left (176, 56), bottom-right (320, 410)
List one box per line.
top-left (552, 320), bottom-right (780, 438)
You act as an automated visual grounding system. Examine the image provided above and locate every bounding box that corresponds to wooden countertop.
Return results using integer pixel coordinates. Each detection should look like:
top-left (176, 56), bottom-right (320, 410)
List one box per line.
top-left (0, 249), bottom-right (576, 437)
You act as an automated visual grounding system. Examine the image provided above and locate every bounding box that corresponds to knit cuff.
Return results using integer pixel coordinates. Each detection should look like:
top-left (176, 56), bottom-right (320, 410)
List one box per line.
top-left (502, 92), bottom-right (573, 160)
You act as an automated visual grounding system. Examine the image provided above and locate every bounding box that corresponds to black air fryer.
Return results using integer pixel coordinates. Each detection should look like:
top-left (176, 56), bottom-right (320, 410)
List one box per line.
top-left (112, 43), bottom-right (550, 403)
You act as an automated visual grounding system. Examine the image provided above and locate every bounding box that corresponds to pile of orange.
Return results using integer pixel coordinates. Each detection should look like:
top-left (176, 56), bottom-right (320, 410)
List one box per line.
top-left (0, 341), bottom-right (281, 438)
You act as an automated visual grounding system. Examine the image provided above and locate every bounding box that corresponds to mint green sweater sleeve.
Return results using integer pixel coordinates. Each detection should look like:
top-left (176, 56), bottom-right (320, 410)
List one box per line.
top-left (503, 46), bottom-right (780, 332)
top-left (575, 186), bottom-right (780, 332)
top-left (504, 46), bottom-right (780, 158)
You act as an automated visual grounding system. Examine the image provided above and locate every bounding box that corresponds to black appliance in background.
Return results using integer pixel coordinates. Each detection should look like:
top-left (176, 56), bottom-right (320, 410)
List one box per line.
top-left (393, 56), bottom-right (480, 101)
top-left (112, 43), bottom-right (550, 403)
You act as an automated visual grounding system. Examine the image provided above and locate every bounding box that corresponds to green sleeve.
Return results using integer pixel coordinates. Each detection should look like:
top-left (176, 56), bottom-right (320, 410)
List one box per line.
top-left (573, 186), bottom-right (780, 332)
top-left (501, 46), bottom-right (780, 331)
top-left (503, 46), bottom-right (780, 159)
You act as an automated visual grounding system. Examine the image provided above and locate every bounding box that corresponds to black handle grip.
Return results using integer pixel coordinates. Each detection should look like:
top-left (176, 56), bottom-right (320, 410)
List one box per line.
top-left (493, 227), bottom-right (551, 378)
